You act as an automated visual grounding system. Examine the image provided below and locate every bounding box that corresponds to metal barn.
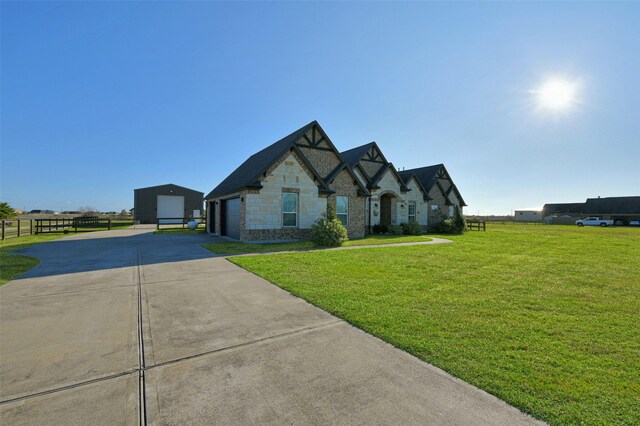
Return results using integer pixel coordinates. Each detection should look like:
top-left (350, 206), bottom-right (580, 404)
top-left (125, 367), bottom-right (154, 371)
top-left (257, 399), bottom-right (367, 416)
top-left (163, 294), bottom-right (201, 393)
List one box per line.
top-left (134, 184), bottom-right (203, 224)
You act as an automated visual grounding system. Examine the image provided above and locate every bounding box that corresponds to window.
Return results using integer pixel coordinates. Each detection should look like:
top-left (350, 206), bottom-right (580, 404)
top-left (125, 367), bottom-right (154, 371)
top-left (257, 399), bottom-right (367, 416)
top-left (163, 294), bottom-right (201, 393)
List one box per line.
top-left (282, 193), bottom-right (297, 227)
top-left (431, 204), bottom-right (439, 211)
top-left (408, 202), bottom-right (416, 223)
top-left (336, 196), bottom-right (348, 226)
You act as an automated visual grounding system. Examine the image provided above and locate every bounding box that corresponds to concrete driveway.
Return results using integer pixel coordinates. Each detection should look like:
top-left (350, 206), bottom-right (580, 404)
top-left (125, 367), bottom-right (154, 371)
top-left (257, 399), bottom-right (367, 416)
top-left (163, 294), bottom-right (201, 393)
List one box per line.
top-left (0, 227), bottom-right (543, 425)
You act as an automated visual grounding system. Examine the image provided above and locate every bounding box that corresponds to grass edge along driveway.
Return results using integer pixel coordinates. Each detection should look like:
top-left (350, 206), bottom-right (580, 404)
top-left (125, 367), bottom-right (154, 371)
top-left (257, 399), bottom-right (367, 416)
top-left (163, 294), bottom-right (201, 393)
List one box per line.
top-left (204, 234), bottom-right (433, 255)
top-left (230, 224), bottom-right (640, 425)
top-left (0, 234), bottom-right (65, 285)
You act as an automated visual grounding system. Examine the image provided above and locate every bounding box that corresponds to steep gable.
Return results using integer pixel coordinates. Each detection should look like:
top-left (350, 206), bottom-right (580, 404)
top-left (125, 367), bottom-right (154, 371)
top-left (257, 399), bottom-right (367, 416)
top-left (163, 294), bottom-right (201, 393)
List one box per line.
top-left (399, 164), bottom-right (466, 206)
top-left (206, 121), bottom-right (368, 200)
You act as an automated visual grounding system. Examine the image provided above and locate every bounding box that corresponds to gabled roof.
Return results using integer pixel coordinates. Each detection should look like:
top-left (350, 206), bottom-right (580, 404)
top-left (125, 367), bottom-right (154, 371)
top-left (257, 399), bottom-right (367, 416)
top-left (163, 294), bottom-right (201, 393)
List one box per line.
top-left (398, 164), bottom-right (442, 191)
top-left (340, 142), bottom-right (377, 169)
top-left (398, 164), bottom-right (467, 206)
top-left (205, 121), bottom-right (369, 200)
top-left (584, 196), bottom-right (640, 215)
top-left (205, 122), bottom-right (317, 200)
top-left (135, 183), bottom-right (203, 195)
top-left (397, 173), bottom-right (430, 201)
top-left (340, 142), bottom-right (407, 192)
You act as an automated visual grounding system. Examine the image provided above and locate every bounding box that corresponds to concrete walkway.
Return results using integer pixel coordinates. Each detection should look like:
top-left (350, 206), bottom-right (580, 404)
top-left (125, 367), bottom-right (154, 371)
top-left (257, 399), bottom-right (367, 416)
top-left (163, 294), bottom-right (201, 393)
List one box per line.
top-left (0, 228), bottom-right (543, 425)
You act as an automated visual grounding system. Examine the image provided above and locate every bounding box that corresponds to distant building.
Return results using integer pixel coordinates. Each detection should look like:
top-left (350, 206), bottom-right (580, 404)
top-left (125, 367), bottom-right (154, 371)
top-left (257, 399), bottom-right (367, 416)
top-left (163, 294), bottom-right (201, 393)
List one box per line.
top-left (514, 210), bottom-right (542, 222)
top-left (543, 196), bottom-right (640, 225)
top-left (134, 184), bottom-right (204, 224)
top-left (542, 203), bottom-right (585, 217)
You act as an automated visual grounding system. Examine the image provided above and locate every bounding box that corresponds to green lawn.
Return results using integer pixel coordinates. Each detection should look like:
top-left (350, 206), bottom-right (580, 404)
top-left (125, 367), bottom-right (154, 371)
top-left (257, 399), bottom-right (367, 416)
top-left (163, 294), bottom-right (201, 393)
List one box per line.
top-left (203, 234), bottom-right (432, 255)
top-left (0, 234), bottom-right (66, 285)
top-left (230, 224), bottom-right (640, 425)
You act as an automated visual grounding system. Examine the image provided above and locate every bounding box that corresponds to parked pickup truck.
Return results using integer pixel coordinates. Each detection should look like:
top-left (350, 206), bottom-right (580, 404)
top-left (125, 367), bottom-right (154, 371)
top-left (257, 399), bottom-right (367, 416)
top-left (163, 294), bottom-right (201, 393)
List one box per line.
top-left (575, 217), bottom-right (614, 227)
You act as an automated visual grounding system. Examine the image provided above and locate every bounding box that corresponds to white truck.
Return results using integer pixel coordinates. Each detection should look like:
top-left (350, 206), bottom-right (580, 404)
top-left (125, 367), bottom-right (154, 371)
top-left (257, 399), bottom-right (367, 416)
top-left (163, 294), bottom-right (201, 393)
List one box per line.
top-left (575, 217), bottom-right (614, 227)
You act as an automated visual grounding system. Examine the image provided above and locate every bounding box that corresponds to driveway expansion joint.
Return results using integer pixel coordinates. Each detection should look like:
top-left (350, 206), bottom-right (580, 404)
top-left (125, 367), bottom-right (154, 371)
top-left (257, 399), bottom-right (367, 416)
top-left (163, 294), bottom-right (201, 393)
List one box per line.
top-left (146, 319), bottom-right (344, 370)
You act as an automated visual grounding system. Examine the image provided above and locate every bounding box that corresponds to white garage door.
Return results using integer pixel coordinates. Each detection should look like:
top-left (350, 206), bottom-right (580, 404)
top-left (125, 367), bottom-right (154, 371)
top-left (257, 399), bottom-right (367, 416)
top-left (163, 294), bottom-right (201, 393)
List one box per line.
top-left (157, 195), bottom-right (184, 224)
top-left (224, 198), bottom-right (241, 239)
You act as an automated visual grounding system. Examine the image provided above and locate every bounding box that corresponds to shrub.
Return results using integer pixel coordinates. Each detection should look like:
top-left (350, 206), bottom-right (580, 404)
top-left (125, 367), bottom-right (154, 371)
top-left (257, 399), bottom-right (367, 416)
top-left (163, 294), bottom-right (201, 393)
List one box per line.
top-left (438, 218), bottom-right (456, 233)
top-left (372, 224), bottom-right (388, 234)
top-left (388, 224), bottom-right (404, 235)
top-left (401, 221), bottom-right (422, 235)
top-left (438, 206), bottom-right (466, 234)
top-left (311, 205), bottom-right (348, 247)
top-left (453, 205), bottom-right (466, 233)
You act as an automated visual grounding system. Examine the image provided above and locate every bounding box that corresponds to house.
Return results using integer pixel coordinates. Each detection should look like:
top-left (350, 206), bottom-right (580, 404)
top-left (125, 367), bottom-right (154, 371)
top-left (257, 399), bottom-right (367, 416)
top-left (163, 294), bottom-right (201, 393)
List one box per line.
top-left (204, 121), bottom-right (368, 240)
top-left (134, 184), bottom-right (204, 224)
top-left (204, 121), bottom-right (466, 240)
top-left (514, 210), bottom-right (543, 222)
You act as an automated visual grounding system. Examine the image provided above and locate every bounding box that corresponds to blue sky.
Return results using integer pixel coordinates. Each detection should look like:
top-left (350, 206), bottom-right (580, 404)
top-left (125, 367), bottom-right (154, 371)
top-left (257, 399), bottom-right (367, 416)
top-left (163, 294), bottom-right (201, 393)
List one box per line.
top-left (2, 1), bottom-right (638, 214)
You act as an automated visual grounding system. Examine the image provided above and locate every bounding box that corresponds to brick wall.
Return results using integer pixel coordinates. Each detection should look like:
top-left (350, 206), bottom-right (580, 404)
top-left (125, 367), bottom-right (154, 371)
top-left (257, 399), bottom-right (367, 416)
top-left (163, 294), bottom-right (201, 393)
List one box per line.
top-left (328, 169), bottom-right (365, 239)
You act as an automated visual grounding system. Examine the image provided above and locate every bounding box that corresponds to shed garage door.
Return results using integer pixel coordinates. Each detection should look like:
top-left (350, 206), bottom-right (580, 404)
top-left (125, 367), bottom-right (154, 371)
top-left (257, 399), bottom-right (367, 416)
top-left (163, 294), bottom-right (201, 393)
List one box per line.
top-left (157, 195), bottom-right (184, 224)
top-left (224, 198), bottom-right (241, 239)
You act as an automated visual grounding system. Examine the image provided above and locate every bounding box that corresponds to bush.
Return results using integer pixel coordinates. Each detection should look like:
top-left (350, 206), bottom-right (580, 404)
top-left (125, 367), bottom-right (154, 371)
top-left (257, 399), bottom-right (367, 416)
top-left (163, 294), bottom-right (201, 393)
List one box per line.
top-left (438, 206), bottom-right (466, 234)
top-left (372, 224), bottom-right (388, 234)
top-left (311, 205), bottom-right (348, 247)
top-left (453, 205), bottom-right (466, 233)
top-left (401, 221), bottom-right (422, 235)
top-left (438, 218), bottom-right (456, 233)
top-left (388, 224), bottom-right (404, 235)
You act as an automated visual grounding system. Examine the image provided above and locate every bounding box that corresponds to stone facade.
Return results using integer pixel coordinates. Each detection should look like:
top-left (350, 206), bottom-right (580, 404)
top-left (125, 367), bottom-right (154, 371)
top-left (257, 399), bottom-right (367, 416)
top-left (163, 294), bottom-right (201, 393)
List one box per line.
top-left (240, 152), bottom-right (327, 240)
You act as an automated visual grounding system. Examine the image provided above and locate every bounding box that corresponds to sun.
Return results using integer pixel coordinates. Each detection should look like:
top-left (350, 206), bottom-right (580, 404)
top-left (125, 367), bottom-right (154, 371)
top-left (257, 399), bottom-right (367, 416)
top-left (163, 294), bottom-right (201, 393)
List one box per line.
top-left (533, 78), bottom-right (578, 111)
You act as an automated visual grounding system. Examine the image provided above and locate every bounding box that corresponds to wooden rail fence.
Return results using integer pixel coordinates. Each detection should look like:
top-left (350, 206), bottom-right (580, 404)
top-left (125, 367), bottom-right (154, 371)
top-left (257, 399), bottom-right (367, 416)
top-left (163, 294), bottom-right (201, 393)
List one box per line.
top-left (466, 220), bottom-right (487, 231)
top-left (0, 217), bottom-right (118, 240)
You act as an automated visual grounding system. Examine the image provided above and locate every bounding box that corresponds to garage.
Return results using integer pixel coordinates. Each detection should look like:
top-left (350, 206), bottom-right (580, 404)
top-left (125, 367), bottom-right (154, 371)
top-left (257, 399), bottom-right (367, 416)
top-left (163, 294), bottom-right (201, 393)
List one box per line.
top-left (133, 184), bottom-right (204, 224)
top-left (157, 195), bottom-right (184, 224)
top-left (223, 197), bottom-right (241, 239)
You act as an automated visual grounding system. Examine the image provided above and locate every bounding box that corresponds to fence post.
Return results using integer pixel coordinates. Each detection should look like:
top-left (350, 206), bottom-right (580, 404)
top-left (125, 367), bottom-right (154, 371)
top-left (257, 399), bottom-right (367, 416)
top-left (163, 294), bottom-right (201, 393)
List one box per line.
top-left (30, 219), bottom-right (33, 235)
top-left (108, 219), bottom-right (112, 230)
top-left (17, 219), bottom-right (21, 237)
top-left (156, 219), bottom-right (160, 231)
top-left (1, 220), bottom-right (4, 240)
top-left (74, 218), bottom-right (78, 233)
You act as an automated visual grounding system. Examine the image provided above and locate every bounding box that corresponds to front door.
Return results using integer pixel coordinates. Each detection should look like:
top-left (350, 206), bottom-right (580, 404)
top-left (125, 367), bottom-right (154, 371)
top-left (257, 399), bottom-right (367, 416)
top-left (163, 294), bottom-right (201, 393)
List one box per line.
top-left (380, 195), bottom-right (393, 226)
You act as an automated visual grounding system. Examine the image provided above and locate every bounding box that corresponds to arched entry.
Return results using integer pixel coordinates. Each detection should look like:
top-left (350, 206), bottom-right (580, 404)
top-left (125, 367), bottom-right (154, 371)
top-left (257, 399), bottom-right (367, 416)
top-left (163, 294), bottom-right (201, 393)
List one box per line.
top-left (379, 193), bottom-right (397, 226)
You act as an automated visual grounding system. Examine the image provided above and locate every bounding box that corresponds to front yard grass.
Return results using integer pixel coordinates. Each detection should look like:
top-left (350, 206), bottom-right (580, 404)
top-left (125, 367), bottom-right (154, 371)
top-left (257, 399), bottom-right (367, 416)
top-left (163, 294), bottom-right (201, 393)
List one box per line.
top-left (203, 234), bottom-right (432, 255)
top-left (230, 224), bottom-right (640, 425)
top-left (0, 234), bottom-right (66, 285)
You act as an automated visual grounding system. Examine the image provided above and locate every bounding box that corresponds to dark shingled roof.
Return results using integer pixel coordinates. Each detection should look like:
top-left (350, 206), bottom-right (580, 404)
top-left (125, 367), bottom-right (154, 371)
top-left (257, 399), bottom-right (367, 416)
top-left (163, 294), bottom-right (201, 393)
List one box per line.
top-left (398, 164), bottom-right (442, 192)
top-left (542, 203), bottom-right (586, 215)
top-left (340, 142), bottom-right (377, 169)
top-left (398, 164), bottom-right (467, 206)
top-left (205, 121), bottom-right (316, 200)
top-left (584, 196), bottom-right (640, 215)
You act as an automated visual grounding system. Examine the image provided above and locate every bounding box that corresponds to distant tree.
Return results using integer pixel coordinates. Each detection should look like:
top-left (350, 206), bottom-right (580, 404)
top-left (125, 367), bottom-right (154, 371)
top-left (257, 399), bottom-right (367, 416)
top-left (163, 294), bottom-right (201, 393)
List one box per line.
top-left (79, 206), bottom-right (98, 217)
top-left (0, 202), bottom-right (17, 219)
top-left (117, 209), bottom-right (129, 219)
